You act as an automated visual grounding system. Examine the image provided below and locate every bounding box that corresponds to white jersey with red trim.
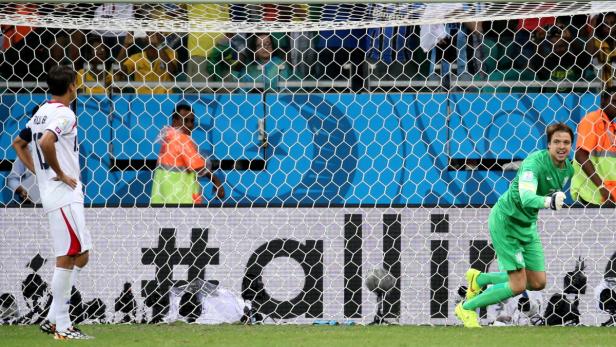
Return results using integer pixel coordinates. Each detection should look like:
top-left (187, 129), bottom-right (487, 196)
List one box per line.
top-left (26, 101), bottom-right (83, 213)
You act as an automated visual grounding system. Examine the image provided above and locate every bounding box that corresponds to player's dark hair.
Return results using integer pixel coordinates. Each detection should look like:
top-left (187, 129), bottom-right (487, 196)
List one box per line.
top-left (171, 104), bottom-right (192, 122)
top-left (546, 122), bottom-right (574, 144)
top-left (47, 65), bottom-right (76, 96)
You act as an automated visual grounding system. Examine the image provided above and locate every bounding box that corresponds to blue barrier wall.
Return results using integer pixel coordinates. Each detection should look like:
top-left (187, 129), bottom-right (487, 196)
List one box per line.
top-left (0, 93), bottom-right (599, 206)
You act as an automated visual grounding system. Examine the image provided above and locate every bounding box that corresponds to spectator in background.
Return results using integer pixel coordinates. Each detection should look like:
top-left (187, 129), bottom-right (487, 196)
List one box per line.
top-left (47, 4), bottom-right (97, 68)
top-left (531, 20), bottom-right (593, 86)
top-left (420, 3), bottom-right (487, 89)
top-left (423, 21), bottom-right (487, 88)
top-left (481, 20), bottom-right (514, 71)
top-left (2, 4), bottom-right (34, 37)
top-left (121, 32), bottom-right (178, 94)
top-left (151, 104), bottom-right (225, 204)
top-left (508, 17), bottom-right (556, 70)
top-left (572, 88), bottom-right (616, 206)
top-left (203, 33), bottom-right (240, 82)
top-left (0, 4), bottom-right (52, 81)
top-left (189, 31), bottom-right (240, 85)
top-left (304, 4), bottom-right (367, 90)
top-left (2, 4), bottom-right (81, 77)
top-left (48, 29), bottom-right (86, 69)
top-left (314, 28), bottom-right (367, 90)
top-left (235, 33), bottom-right (291, 92)
top-left (1, 3), bottom-right (35, 54)
top-left (288, 4), bottom-right (316, 80)
top-left (588, 12), bottom-right (616, 87)
top-left (368, 25), bottom-right (414, 66)
top-left (76, 37), bottom-right (113, 94)
top-left (186, 3), bottom-right (231, 83)
top-left (141, 3), bottom-right (186, 54)
top-left (92, 3), bottom-right (134, 63)
top-left (7, 157), bottom-right (40, 205)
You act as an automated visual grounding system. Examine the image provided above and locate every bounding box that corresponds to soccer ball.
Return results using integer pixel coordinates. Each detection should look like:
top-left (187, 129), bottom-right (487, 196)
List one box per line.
top-left (365, 267), bottom-right (395, 293)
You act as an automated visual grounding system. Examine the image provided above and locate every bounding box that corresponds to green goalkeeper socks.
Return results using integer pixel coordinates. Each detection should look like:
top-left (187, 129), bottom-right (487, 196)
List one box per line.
top-left (476, 272), bottom-right (508, 288)
top-left (462, 281), bottom-right (514, 311)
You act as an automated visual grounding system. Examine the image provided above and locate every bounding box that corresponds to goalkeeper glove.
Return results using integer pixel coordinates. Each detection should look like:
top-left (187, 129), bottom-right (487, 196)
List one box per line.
top-left (544, 191), bottom-right (566, 210)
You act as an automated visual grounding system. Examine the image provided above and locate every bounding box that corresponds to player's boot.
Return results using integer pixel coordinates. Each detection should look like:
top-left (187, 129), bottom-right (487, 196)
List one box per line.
top-left (54, 326), bottom-right (94, 340)
top-left (455, 302), bottom-right (481, 328)
top-left (39, 319), bottom-right (56, 334)
top-left (465, 268), bottom-right (483, 300)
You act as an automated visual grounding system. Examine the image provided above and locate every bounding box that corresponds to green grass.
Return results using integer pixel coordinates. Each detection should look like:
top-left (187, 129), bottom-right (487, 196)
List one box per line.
top-left (2, 324), bottom-right (616, 347)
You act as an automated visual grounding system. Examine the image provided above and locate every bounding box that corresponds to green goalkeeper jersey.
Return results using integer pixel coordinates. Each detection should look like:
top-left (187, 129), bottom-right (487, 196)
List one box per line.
top-left (494, 150), bottom-right (574, 225)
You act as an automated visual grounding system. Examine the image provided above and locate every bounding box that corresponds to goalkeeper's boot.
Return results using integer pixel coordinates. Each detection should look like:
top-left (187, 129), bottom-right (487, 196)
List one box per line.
top-left (455, 302), bottom-right (481, 328)
top-left (465, 268), bottom-right (483, 300)
top-left (39, 319), bottom-right (56, 335)
top-left (54, 326), bottom-right (94, 340)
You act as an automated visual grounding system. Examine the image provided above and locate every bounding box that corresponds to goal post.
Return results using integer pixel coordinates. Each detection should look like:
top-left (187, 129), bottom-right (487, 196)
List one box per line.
top-left (1, 1), bottom-right (615, 326)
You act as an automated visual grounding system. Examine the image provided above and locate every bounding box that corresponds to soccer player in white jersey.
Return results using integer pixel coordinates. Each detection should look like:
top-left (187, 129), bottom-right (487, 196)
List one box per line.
top-left (12, 65), bottom-right (93, 340)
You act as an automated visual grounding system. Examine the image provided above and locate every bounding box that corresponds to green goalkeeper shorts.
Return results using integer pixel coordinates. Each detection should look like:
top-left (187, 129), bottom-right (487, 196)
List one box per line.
top-left (488, 207), bottom-right (545, 272)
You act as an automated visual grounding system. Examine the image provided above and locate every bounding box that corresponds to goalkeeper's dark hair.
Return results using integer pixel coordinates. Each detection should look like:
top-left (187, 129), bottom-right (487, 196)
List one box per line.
top-left (546, 122), bottom-right (574, 144)
top-left (171, 103), bottom-right (192, 122)
top-left (47, 65), bottom-right (76, 96)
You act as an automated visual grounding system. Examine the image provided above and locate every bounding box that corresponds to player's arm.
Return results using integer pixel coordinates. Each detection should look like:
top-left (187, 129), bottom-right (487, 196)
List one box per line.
top-left (182, 137), bottom-right (225, 199)
top-left (197, 167), bottom-right (225, 199)
top-left (574, 115), bottom-right (612, 202)
top-left (575, 148), bottom-right (603, 187)
top-left (575, 149), bottom-right (612, 202)
top-left (38, 130), bottom-right (77, 189)
top-left (6, 164), bottom-right (21, 193)
top-left (518, 170), bottom-right (565, 210)
top-left (6, 158), bottom-right (30, 201)
top-left (12, 128), bottom-right (35, 174)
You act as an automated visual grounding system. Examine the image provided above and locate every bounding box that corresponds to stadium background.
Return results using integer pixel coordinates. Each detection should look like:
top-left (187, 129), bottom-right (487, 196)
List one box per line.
top-left (2, 2), bottom-right (616, 332)
top-left (0, 93), bottom-right (598, 205)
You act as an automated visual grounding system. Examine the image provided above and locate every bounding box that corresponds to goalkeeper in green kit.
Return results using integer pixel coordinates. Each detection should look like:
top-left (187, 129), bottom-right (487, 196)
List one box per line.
top-left (455, 123), bottom-right (575, 328)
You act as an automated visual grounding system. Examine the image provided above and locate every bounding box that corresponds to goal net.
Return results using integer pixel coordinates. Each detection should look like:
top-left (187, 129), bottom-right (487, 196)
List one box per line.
top-left (1, 1), bottom-right (616, 326)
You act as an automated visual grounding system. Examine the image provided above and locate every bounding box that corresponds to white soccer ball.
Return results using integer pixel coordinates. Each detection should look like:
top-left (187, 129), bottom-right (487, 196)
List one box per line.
top-left (365, 267), bottom-right (396, 293)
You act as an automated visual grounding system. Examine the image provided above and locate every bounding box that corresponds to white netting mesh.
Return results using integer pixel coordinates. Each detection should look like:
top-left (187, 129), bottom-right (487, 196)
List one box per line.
top-left (1, 2), bottom-right (616, 33)
top-left (2, 1), bottom-right (616, 328)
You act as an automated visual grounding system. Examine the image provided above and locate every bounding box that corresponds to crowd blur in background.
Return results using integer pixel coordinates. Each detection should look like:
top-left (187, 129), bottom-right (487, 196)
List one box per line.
top-left (2, 3), bottom-right (616, 93)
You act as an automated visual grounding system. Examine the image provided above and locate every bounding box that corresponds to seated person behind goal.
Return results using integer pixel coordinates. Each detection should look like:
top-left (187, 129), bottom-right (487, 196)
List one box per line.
top-left (7, 156), bottom-right (40, 205)
top-left (234, 33), bottom-right (291, 93)
top-left (7, 104), bottom-right (43, 205)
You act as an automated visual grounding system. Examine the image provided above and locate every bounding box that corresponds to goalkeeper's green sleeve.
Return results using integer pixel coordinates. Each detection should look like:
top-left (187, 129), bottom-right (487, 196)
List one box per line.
top-left (519, 170), bottom-right (548, 209)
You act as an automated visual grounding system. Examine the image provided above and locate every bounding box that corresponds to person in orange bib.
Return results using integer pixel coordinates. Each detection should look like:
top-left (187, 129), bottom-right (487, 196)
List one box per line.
top-left (151, 104), bottom-right (225, 204)
top-left (573, 88), bottom-right (616, 206)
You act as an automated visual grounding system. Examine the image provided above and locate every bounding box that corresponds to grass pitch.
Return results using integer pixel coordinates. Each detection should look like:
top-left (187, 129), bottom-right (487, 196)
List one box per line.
top-left (2, 324), bottom-right (616, 347)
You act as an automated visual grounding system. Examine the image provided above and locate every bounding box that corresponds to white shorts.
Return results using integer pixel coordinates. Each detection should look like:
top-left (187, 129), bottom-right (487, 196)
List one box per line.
top-left (47, 203), bottom-right (92, 257)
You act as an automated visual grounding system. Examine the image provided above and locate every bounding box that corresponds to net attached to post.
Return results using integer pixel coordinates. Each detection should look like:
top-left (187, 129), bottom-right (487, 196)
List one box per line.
top-left (2, 2), bottom-right (616, 33)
